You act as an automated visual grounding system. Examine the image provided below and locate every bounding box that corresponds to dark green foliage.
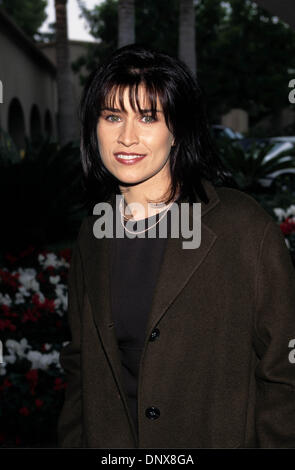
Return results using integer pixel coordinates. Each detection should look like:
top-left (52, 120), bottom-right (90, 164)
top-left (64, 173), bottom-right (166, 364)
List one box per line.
top-left (0, 0), bottom-right (47, 40)
top-left (0, 128), bottom-right (21, 166)
top-left (197, 0), bottom-right (295, 127)
top-left (0, 138), bottom-right (88, 254)
top-left (73, 0), bottom-right (295, 132)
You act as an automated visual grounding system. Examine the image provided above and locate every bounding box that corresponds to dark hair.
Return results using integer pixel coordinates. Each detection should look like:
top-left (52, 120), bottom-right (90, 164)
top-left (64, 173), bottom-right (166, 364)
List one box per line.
top-left (79, 43), bottom-right (232, 207)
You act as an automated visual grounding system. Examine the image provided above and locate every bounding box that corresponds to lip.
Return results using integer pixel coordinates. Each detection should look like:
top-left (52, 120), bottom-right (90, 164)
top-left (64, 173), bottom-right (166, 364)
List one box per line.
top-left (114, 152), bottom-right (147, 165)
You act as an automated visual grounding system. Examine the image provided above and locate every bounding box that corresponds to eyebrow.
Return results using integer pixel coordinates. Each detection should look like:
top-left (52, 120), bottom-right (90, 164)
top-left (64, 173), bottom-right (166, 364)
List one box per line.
top-left (101, 107), bottom-right (163, 113)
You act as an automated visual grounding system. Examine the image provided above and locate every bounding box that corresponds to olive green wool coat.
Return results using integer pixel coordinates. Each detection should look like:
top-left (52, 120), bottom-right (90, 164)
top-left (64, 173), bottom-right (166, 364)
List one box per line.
top-left (57, 179), bottom-right (295, 448)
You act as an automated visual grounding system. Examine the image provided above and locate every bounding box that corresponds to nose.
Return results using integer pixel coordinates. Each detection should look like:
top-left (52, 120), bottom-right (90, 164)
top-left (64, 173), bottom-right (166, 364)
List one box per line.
top-left (117, 119), bottom-right (139, 146)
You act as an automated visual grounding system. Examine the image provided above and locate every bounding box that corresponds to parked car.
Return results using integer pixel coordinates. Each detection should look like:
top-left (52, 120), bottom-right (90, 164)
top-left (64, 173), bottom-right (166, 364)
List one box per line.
top-left (217, 137), bottom-right (295, 191)
top-left (211, 125), bottom-right (243, 141)
top-left (258, 141), bottom-right (295, 187)
top-left (269, 136), bottom-right (295, 144)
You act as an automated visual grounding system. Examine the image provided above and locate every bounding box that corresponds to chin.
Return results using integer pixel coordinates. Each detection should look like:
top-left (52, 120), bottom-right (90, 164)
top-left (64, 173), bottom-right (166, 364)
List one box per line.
top-left (115, 170), bottom-right (153, 186)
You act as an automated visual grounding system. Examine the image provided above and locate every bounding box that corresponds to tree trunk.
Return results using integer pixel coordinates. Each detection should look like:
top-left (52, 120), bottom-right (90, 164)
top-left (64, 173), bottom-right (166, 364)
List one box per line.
top-left (54, 0), bottom-right (76, 145)
top-left (118, 0), bottom-right (135, 48)
top-left (178, 0), bottom-right (197, 75)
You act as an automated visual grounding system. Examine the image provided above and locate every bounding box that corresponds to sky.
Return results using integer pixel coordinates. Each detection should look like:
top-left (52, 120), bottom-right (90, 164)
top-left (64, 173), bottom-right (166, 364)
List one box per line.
top-left (39, 0), bottom-right (103, 42)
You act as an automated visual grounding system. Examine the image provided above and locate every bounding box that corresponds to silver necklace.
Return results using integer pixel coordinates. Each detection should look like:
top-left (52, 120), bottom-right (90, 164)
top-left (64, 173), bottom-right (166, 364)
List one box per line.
top-left (119, 198), bottom-right (174, 235)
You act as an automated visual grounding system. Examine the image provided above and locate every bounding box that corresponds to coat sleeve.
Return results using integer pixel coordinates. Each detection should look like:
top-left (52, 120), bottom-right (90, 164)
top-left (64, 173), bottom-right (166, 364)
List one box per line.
top-left (57, 234), bottom-right (85, 448)
top-left (253, 218), bottom-right (295, 448)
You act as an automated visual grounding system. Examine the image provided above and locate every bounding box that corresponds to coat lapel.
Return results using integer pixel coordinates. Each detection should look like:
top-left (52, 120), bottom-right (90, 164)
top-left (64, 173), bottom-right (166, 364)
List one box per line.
top-left (83, 179), bottom-right (220, 441)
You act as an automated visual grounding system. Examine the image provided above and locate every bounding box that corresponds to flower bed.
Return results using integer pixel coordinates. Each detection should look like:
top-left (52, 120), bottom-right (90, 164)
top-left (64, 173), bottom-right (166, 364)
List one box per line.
top-left (273, 205), bottom-right (295, 265)
top-left (0, 246), bottom-right (72, 447)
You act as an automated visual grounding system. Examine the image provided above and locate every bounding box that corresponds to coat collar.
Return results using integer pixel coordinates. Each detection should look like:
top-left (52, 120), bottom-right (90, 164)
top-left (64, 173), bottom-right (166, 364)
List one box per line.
top-left (82, 178), bottom-right (220, 443)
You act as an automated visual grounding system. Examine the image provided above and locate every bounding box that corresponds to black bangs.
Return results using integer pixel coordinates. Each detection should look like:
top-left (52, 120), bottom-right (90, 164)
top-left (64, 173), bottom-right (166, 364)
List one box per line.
top-left (99, 77), bottom-right (165, 121)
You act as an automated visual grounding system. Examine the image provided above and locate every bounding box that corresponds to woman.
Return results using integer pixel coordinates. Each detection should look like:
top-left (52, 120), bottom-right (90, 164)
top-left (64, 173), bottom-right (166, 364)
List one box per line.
top-left (57, 44), bottom-right (295, 448)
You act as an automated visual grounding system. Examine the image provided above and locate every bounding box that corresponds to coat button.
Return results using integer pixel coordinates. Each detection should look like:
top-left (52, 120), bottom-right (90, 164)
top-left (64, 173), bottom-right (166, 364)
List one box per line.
top-left (145, 406), bottom-right (160, 420)
top-left (149, 328), bottom-right (160, 341)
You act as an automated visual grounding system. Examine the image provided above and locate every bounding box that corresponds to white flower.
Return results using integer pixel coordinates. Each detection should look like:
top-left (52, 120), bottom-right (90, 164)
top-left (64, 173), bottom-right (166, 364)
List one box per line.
top-left (18, 286), bottom-right (31, 297)
top-left (286, 205), bottom-right (295, 217)
top-left (27, 350), bottom-right (43, 369)
top-left (38, 253), bottom-right (45, 263)
top-left (6, 338), bottom-right (31, 358)
top-left (44, 343), bottom-right (52, 351)
top-left (3, 354), bottom-right (16, 364)
top-left (285, 238), bottom-right (291, 249)
top-left (27, 350), bottom-right (60, 370)
top-left (38, 251), bottom-right (70, 271)
top-left (54, 284), bottom-right (68, 314)
top-left (49, 275), bottom-right (60, 285)
top-left (273, 207), bottom-right (286, 222)
top-left (0, 292), bottom-right (12, 306)
top-left (15, 292), bottom-right (25, 304)
top-left (17, 268), bottom-right (40, 293)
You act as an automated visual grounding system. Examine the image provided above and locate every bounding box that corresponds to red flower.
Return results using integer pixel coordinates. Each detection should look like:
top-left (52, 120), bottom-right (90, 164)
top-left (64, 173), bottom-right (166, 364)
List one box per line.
top-left (35, 399), bottom-right (43, 408)
top-left (31, 295), bottom-right (55, 314)
top-left (42, 298), bottom-right (55, 313)
top-left (19, 245), bottom-right (35, 258)
top-left (46, 266), bottom-right (55, 274)
top-left (4, 253), bottom-right (17, 264)
top-left (26, 369), bottom-right (38, 382)
top-left (0, 319), bottom-right (16, 331)
top-left (22, 307), bottom-right (41, 323)
top-left (280, 217), bottom-right (295, 236)
top-left (53, 377), bottom-right (67, 390)
top-left (59, 248), bottom-right (72, 262)
top-left (19, 407), bottom-right (30, 416)
top-left (0, 379), bottom-right (12, 391)
top-left (1, 305), bottom-right (18, 318)
top-left (1, 305), bottom-right (10, 315)
top-left (0, 269), bottom-right (19, 289)
top-left (37, 272), bottom-right (45, 282)
top-left (26, 369), bottom-right (38, 395)
top-left (3, 379), bottom-right (12, 388)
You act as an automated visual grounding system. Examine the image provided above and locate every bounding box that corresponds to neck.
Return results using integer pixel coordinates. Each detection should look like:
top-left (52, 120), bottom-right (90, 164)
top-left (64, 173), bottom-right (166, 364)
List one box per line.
top-left (119, 177), bottom-right (173, 221)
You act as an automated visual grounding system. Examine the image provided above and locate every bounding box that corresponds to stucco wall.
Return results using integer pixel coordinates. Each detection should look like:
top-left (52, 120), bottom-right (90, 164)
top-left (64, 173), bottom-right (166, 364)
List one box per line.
top-left (0, 28), bottom-right (57, 144)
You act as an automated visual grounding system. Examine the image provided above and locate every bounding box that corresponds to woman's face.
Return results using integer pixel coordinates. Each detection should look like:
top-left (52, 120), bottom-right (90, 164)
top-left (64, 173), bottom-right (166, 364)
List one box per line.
top-left (96, 85), bottom-right (174, 188)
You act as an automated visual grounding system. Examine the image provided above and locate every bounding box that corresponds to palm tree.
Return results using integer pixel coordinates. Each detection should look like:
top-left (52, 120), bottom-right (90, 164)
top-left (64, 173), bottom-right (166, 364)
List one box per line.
top-left (178, 0), bottom-right (197, 75)
top-left (54, 0), bottom-right (76, 145)
top-left (118, 0), bottom-right (135, 48)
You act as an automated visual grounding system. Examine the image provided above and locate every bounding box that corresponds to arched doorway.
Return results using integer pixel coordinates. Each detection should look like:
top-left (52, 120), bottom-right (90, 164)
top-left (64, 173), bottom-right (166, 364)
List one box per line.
top-left (30, 104), bottom-right (42, 143)
top-left (44, 109), bottom-right (53, 139)
top-left (8, 97), bottom-right (26, 152)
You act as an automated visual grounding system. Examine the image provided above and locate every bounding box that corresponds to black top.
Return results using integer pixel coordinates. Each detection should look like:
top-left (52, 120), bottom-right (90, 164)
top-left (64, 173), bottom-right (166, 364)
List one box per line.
top-left (110, 202), bottom-right (172, 435)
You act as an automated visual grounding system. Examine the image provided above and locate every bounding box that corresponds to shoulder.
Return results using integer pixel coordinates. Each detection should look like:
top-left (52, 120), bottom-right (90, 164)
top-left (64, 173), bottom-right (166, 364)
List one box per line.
top-left (203, 183), bottom-right (281, 250)
top-left (211, 184), bottom-right (274, 228)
